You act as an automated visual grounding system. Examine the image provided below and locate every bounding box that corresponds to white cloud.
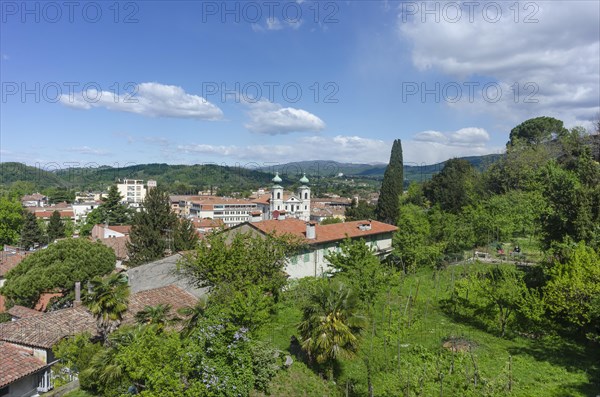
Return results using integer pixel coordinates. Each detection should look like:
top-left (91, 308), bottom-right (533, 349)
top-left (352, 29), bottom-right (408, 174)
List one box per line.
top-left (266, 17), bottom-right (283, 30)
top-left (65, 146), bottom-right (111, 156)
top-left (413, 130), bottom-right (448, 143)
top-left (177, 130), bottom-right (499, 165)
top-left (244, 99), bottom-right (326, 135)
top-left (60, 82), bottom-right (223, 121)
top-left (398, 1), bottom-right (600, 125)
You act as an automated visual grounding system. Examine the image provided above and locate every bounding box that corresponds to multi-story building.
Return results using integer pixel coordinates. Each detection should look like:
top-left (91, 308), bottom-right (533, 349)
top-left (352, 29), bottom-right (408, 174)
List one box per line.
top-left (117, 179), bottom-right (147, 208)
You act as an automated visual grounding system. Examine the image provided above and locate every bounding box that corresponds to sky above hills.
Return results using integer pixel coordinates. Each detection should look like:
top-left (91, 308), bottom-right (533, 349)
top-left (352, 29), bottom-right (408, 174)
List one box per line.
top-left (1, 1), bottom-right (598, 169)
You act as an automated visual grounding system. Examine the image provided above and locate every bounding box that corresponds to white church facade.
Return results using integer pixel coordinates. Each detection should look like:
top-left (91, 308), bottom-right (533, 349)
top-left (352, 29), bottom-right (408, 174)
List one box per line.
top-left (269, 172), bottom-right (311, 222)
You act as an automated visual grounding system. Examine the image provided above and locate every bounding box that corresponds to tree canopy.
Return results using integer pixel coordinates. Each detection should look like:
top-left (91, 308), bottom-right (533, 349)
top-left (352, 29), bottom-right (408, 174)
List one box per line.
top-left (1, 238), bottom-right (116, 308)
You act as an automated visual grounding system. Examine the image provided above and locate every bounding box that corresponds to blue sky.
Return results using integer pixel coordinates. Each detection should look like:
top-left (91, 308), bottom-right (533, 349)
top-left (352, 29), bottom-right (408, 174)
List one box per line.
top-left (1, 0), bottom-right (599, 169)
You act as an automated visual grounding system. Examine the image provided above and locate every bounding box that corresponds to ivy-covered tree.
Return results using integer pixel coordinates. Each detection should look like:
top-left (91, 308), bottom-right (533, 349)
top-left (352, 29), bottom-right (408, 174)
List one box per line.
top-left (127, 187), bottom-right (178, 266)
top-left (47, 210), bottom-right (66, 241)
top-left (0, 238), bottom-right (115, 308)
top-left (376, 139), bottom-right (404, 225)
top-left (19, 211), bottom-right (45, 250)
top-left (0, 195), bottom-right (23, 246)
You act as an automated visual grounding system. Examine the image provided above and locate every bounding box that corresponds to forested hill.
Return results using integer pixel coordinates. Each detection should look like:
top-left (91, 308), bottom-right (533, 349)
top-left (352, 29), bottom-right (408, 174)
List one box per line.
top-left (0, 154), bottom-right (503, 193)
top-left (0, 162), bottom-right (274, 194)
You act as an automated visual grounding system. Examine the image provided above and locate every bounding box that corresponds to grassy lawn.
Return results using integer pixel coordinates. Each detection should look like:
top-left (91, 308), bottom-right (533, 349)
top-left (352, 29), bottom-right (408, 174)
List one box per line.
top-left (258, 265), bottom-right (599, 396)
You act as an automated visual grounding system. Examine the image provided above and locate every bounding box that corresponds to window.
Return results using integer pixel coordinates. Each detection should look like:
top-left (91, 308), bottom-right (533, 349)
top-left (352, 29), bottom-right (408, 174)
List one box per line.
top-left (304, 192), bottom-right (308, 199)
top-left (277, 192), bottom-right (281, 199)
top-left (304, 205), bottom-right (307, 210)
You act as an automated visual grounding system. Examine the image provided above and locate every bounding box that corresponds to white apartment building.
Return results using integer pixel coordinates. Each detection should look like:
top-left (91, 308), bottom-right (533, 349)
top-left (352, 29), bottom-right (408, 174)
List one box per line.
top-left (117, 179), bottom-right (155, 208)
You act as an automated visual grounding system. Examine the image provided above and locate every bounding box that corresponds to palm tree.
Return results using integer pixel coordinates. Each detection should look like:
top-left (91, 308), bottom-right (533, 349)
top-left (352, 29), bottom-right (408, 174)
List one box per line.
top-left (85, 273), bottom-right (130, 343)
top-left (298, 281), bottom-right (366, 380)
top-left (177, 297), bottom-right (208, 337)
top-left (135, 303), bottom-right (178, 330)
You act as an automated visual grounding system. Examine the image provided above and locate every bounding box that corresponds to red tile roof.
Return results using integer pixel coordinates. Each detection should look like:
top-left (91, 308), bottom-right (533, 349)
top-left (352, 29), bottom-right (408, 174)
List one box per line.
top-left (33, 210), bottom-right (74, 219)
top-left (34, 292), bottom-right (63, 312)
top-left (95, 236), bottom-right (130, 260)
top-left (249, 218), bottom-right (397, 245)
top-left (0, 342), bottom-right (47, 388)
top-left (123, 285), bottom-right (198, 325)
top-left (0, 305), bottom-right (96, 349)
top-left (192, 218), bottom-right (225, 229)
top-left (107, 225), bottom-right (132, 235)
top-left (0, 252), bottom-right (28, 277)
top-left (7, 306), bottom-right (43, 320)
top-left (0, 285), bottom-right (198, 349)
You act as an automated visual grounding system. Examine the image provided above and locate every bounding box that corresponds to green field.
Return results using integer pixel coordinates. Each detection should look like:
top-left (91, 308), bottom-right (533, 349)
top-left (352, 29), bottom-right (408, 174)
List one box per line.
top-left (256, 265), bottom-right (599, 397)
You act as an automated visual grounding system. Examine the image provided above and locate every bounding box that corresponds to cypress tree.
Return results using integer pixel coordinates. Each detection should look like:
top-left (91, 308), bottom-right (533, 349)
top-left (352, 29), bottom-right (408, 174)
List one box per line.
top-left (376, 139), bottom-right (404, 225)
top-left (127, 186), bottom-right (177, 266)
top-left (47, 210), bottom-right (66, 241)
top-left (20, 212), bottom-right (45, 250)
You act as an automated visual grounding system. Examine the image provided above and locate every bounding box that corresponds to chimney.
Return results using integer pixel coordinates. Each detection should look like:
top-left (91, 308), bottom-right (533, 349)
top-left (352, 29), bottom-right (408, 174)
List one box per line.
top-left (74, 281), bottom-right (81, 306)
top-left (306, 221), bottom-right (316, 240)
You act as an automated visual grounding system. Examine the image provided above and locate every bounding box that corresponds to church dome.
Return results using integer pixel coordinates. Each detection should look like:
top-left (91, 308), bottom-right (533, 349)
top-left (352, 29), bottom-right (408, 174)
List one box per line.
top-left (299, 173), bottom-right (309, 184)
top-left (272, 172), bottom-right (282, 183)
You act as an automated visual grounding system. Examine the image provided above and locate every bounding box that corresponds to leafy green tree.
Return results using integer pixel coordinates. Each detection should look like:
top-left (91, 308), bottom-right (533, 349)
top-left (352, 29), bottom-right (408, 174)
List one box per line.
top-left (173, 217), bottom-right (199, 251)
top-left (320, 217), bottom-right (342, 225)
top-left (80, 186), bottom-right (132, 236)
top-left (325, 238), bottom-right (385, 308)
top-left (85, 273), bottom-right (130, 343)
top-left (345, 199), bottom-right (376, 221)
top-left (1, 238), bottom-right (115, 307)
top-left (376, 139), bottom-right (403, 224)
top-left (52, 333), bottom-right (102, 387)
top-left (0, 195), bottom-right (23, 246)
top-left (80, 206), bottom-right (105, 237)
top-left (538, 162), bottom-right (595, 248)
top-left (47, 210), bottom-right (66, 241)
top-left (454, 265), bottom-right (539, 337)
top-left (507, 116), bottom-right (567, 148)
top-left (393, 204), bottom-right (443, 270)
top-left (179, 231), bottom-right (301, 298)
top-left (423, 158), bottom-right (478, 214)
top-left (298, 281), bottom-right (366, 380)
top-left (127, 187), bottom-right (177, 266)
top-left (210, 284), bottom-right (274, 332)
top-left (543, 241), bottom-right (600, 335)
top-left (19, 211), bottom-right (45, 250)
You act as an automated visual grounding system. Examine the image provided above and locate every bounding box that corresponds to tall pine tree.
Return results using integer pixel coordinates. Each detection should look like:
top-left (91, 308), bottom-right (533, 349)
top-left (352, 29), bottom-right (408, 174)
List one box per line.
top-left (47, 210), bottom-right (66, 241)
top-left (20, 212), bottom-right (45, 250)
top-left (173, 218), bottom-right (199, 252)
top-left (127, 186), bottom-right (177, 266)
top-left (103, 185), bottom-right (132, 225)
top-left (376, 139), bottom-right (404, 225)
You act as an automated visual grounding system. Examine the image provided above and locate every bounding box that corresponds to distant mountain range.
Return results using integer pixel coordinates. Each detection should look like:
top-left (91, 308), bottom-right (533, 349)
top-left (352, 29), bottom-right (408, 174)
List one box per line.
top-left (0, 154), bottom-right (503, 191)
top-left (260, 154), bottom-right (503, 180)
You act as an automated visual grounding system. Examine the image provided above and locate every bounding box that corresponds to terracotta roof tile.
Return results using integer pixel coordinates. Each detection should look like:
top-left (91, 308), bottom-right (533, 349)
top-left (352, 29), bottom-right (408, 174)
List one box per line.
top-left (0, 306), bottom-right (96, 349)
top-left (107, 225), bottom-right (131, 235)
top-left (123, 285), bottom-right (198, 325)
top-left (95, 236), bottom-right (130, 260)
top-left (33, 210), bottom-right (74, 218)
top-left (0, 342), bottom-right (48, 387)
top-left (0, 285), bottom-right (198, 349)
top-left (7, 306), bottom-right (43, 320)
top-left (0, 252), bottom-right (28, 277)
top-left (250, 218), bottom-right (397, 245)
